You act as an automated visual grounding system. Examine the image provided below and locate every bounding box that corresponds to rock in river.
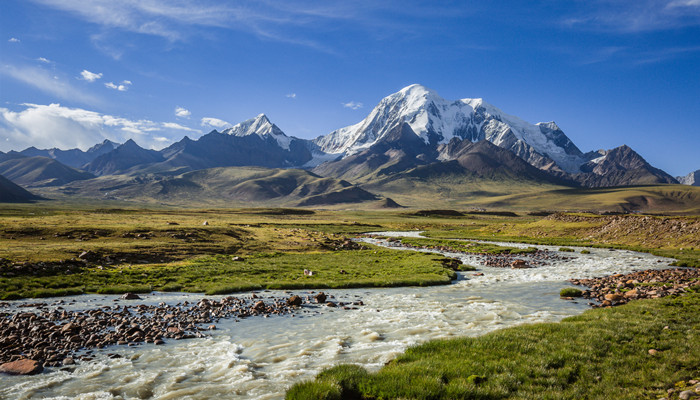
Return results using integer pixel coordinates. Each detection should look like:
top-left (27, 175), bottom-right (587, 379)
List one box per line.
top-left (0, 359), bottom-right (43, 375)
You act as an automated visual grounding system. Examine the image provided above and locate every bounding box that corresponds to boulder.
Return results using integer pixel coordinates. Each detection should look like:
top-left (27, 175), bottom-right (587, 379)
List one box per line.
top-left (253, 300), bottom-right (265, 312)
top-left (604, 293), bottom-right (623, 302)
top-left (0, 359), bottom-right (43, 375)
top-left (314, 292), bottom-right (327, 303)
top-left (287, 295), bottom-right (302, 306)
top-left (121, 293), bottom-right (141, 300)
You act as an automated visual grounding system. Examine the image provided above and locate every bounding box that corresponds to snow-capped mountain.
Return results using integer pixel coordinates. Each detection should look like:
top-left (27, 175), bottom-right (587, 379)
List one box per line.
top-left (677, 169), bottom-right (700, 186)
top-left (8, 85), bottom-right (682, 190)
top-left (574, 145), bottom-right (677, 187)
top-left (314, 84), bottom-right (586, 173)
top-left (222, 114), bottom-right (293, 151)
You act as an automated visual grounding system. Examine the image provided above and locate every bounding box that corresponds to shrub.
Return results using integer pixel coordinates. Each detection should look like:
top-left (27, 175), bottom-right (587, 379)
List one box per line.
top-left (560, 288), bottom-right (583, 297)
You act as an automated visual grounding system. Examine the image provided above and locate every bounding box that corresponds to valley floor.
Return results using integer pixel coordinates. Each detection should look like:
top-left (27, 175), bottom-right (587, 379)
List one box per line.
top-left (0, 205), bottom-right (698, 399)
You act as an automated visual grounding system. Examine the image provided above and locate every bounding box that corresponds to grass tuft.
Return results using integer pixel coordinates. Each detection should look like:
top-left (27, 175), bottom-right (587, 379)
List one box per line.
top-left (560, 288), bottom-right (583, 297)
top-left (289, 294), bottom-right (700, 399)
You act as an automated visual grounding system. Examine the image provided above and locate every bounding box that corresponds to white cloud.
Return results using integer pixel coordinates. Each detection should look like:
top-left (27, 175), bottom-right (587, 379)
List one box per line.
top-left (162, 122), bottom-right (198, 132)
top-left (37, 57), bottom-right (51, 64)
top-left (0, 103), bottom-right (203, 152)
top-left (201, 117), bottom-right (231, 129)
top-left (105, 80), bottom-right (131, 91)
top-left (668, 0), bottom-right (700, 8)
top-left (562, 0), bottom-right (700, 32)
top-left (1, 64), bottom-right (100, 105)
top-left (174, 106), bottom-right (191, 118)
top-left (8, 37), bottom-right (20, 43)
top-left (342, 101), bottom-right (363, 110)
top-left (79, 69), bottom-right (103, 82)
top-left (286, 93), bottom-right (297, 99)
top-left (27, 0), bottom-right (399, 51)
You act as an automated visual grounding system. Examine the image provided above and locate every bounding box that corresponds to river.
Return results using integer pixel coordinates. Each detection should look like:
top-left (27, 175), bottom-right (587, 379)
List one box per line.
top-left (0, 233), bottom-right (672, 399)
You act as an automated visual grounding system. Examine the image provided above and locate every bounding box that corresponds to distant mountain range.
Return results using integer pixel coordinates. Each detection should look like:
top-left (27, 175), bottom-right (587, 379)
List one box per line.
top-left (1, 84), bottom-right (697, 208)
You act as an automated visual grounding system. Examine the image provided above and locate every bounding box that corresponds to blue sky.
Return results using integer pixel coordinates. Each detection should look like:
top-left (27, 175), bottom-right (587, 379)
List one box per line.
top-left (1, 0), bottom-right (699, 176)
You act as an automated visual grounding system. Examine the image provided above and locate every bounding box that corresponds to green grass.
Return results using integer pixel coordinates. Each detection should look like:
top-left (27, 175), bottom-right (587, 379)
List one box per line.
top-left (0, 247), bottom-right (458, 299)
top-left (560, 288), bottom-right (583, 297)
top-left (288, 293), bottom-right (700, 399)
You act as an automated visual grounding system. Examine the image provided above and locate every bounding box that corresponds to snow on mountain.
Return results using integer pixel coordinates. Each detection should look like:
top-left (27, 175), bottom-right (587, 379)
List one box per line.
top-left (677, 169), bottom-right (700, 186)
top-left (222, 114), bottom-right (292, 150)
top-left (314, 84), bottom-right (587, 173)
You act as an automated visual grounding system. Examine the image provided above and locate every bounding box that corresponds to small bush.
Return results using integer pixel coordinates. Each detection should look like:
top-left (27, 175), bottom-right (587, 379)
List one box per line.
top-left (1, 292), bottom-right (22, 300)
top-left (160, 283), bottom-right (183, 292)
top-left (559, 247), bottom-right (575, 252)
top-left (581, 250), bottom-right (591, 254)
top-left (560, 288), bottom-right (583, 297)
top-left (285, 381), bottom-right (341, 400)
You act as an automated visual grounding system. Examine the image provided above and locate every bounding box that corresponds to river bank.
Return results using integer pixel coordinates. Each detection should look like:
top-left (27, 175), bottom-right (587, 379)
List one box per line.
top-left (1, 235), bottom-right (676, 399)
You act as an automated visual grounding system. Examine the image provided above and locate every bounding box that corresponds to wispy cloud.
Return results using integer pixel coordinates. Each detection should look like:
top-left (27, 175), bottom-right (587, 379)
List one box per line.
top-left (0, 103), bottom-right (202, 151)
top-left (286, 93), bottom-right (297, 99)
top-left (201, 117), bottom-right (231, 129)
top-left (163, 121), bottom-right (198, 132)
top-left (28, 0), bottom-right (455, 53)
top-left (174, 106), bottom-right (191, 118)
top-left (105, 80), bottom-right (132, 91)
top-left (342, 101), bottom-right (363, 110)
top-left (8, 37), bottom-right (20, 43)
top-left (0, 64), bottom-right (100, 105)
top-left (562, 0), bottom-right (700, 32)
top-left (37, 57), bottom-right (51, 64)
top-left (79, 69), bottom-right (103, 82)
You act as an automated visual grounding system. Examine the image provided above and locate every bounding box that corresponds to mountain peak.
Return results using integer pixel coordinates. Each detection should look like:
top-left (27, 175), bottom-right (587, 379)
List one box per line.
top-left (314, 85), bottom-right (586, 172)
top-left (222, 114), bottom-right (292, 150)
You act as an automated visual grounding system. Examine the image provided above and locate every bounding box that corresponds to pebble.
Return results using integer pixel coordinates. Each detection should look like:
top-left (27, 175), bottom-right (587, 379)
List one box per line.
top-left (0, 292), bottom-right (363, 372)
top-left (569, 268), bottom-right (700, 308)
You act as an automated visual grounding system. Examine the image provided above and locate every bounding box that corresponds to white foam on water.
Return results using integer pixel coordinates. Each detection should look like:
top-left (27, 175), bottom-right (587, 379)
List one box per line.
top-left (0, 232), bottom-right (673, 399)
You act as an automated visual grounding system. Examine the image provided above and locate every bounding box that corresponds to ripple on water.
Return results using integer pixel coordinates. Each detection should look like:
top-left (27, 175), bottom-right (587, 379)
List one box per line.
top-left (0, 233), bottom-right (673, 400)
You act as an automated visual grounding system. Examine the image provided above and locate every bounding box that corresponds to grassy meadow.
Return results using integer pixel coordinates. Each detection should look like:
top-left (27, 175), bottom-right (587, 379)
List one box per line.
top-left (1, 203), bottom-right (698, 399)
top-left (288, 292), bottom-right (700, 399)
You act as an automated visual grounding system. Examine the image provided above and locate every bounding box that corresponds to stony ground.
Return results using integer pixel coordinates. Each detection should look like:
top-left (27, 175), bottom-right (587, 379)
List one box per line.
top-left (0, 291), bottom-right (362, 375)
top-left (569, 268), bottom-right (700, 307)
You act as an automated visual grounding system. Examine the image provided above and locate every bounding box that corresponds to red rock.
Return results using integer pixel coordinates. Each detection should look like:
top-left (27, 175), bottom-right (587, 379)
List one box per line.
top-left (252, 301), bottom-right (265, 311)
top-left (0, 359), bottom-right (43, 375)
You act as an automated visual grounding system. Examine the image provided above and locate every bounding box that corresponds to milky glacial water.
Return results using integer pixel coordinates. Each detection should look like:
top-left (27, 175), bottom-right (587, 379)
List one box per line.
top-left (0, 233), bottom-right (673, 400)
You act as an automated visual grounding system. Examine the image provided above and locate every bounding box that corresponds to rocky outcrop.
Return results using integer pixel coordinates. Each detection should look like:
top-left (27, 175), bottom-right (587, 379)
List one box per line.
top-left (569, 268), bottom-right (700, 307)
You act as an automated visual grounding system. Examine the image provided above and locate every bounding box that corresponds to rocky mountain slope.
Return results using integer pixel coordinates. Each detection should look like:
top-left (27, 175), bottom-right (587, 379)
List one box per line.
top-left (7, 84), bottom-right (683, 196)
top-left (49, 166), bottom-right (382, 207)
top-left (677, 170), bottom-right (700, 186)
top-left (314, 84), bottom-right (587, 173)
top-left (0, 156), bottom-right (94, 187)
top-left (0, 174), bottom-right (39, 202)
top-left (18, 140), bottom-right (118, 168)
top-left (573, 145), bottom-right (677, 187)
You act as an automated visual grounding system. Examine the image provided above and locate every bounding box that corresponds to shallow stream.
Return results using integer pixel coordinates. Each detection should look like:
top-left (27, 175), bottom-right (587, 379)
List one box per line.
top-left (0, 232), bottom-right (672, 399)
